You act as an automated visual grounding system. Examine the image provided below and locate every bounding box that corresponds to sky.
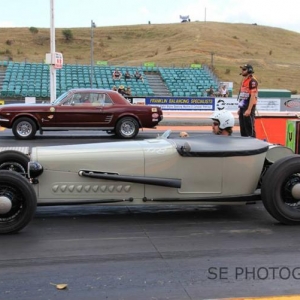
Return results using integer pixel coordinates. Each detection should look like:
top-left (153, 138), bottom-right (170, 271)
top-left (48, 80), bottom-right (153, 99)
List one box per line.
top-left (1, 0), bottom-right (300, 33)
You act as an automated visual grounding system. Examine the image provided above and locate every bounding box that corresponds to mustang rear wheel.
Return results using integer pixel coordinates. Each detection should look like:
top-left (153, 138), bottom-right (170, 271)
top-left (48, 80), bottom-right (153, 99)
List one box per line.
top-left (12, 117), bottom-right (37, 140)
top-left (0, 151), bottom-right (29, 177)
top-left (261, 155), bottom-right (300, 224)
top-left (115, 117), bottom-right (139, 139)
top-left (0, 170), bottom-right (37, 234)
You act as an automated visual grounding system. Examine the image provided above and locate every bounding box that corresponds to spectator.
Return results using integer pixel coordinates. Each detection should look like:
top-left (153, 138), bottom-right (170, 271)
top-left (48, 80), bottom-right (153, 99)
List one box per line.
top-left (125, 86), bottom-right (132, 96)
top-left (112, 68), bottom-right (122, 80)
top-left (117, 85), bottom-right (127, 96)
top-left (219, 85), bottom-right (228, 97)
top-left (206, 85), bottom-right (214, 96)
top-left (238, 64), bottom-right (258, 138)
top-left (124, 70), bottom-right (132, 81)
top-left (134, 70), bottom-right (144, 83)
top-left (111, 85), bottom-right (117, 92)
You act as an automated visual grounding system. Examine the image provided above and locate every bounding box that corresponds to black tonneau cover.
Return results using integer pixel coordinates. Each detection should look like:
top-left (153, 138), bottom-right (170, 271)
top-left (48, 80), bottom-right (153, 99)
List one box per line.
top-left (174, 135), bottom-right (269, 157)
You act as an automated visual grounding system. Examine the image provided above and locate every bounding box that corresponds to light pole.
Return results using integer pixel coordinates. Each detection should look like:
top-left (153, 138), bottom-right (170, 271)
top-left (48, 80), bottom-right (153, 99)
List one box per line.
top-left (50, 0), bottom-right (56, 102)
top-left (90, 20), bottom-right (96, 88)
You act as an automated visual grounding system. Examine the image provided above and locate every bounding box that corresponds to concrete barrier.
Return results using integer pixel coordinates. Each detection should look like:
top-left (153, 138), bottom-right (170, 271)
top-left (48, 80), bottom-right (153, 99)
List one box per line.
top-left (161, 111), bottom-right (299, 126)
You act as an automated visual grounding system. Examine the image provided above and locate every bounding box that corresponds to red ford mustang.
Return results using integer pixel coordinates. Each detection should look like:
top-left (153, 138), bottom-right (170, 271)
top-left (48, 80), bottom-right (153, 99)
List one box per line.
top-left (0, 89), bottom-right (163, 139)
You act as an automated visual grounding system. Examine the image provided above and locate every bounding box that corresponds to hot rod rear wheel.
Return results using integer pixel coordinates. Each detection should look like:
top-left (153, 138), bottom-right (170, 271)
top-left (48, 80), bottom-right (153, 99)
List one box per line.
top-left (0, 151), bottom-right (30, 177)
top-left (12, 117), bottom-right (37, 140)
top-left (261, 155), bottom-right (300, 224)
top-left (0, 170), bottom-right (37, 234)
top-left (115, 117), bottom-right (139, 139)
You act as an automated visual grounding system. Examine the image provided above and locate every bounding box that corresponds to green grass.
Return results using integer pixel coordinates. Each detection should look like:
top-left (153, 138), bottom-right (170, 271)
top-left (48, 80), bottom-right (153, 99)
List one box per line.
top-left (0, 21), bottom-right (300, 94)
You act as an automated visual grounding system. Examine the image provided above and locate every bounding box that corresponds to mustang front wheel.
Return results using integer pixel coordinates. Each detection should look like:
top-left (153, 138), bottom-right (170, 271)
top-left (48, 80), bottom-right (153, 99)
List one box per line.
top-left (261, 155), bottom-right (300, 224)
top-left (12, 117), bottom-right (37, 140)
top-left (115, 117), bottom-right (139, 139)
top-left (0, 171), bottom-right (37, 234)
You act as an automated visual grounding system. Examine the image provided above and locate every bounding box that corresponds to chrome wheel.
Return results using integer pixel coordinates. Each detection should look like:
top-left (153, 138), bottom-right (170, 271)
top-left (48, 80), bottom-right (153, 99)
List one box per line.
top-left (120, 120), bottom-right (135, 136)
top-left (116, 117), bottom-right (139, 139)
top-left (12, 117), bottom-right (37, 140)
top-left (16, 120), bottom-right (33, 137)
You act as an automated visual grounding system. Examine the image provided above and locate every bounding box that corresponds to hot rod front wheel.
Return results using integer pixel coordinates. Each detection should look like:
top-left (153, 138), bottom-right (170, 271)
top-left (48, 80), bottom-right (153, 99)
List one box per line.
top-left (261, 155), bottom-right (300, 225)
top-left (0, 170), bottom-right (37, 234)
top-left (0, 150), bottom-right (30, 177)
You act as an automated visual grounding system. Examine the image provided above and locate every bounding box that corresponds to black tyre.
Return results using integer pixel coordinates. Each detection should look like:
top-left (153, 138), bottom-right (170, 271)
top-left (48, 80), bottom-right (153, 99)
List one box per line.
top-left (115, 117), bottom-right (139, 139)
top-left (261, 155), bottom-right (300, 224)
top-left (12, 117), bottom-right (37, 140)
top-left (0, 150), bottom-right (30, 177)
top-left (0, 170), bottom-right (37, 234)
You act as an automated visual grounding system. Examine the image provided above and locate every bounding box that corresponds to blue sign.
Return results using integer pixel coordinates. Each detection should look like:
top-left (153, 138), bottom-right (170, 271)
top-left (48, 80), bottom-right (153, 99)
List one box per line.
top-left (145, 96), bottom-right (215, 110)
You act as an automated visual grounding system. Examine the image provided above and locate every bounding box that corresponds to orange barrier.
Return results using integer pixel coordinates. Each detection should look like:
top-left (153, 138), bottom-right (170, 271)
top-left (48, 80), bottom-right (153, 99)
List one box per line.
top-left (255, 116), bottom-right (298, 145)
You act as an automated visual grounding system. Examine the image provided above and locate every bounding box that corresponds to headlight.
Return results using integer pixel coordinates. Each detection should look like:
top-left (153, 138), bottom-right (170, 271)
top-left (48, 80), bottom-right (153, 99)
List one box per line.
top-left (28, 161), bottom-right (43, 178)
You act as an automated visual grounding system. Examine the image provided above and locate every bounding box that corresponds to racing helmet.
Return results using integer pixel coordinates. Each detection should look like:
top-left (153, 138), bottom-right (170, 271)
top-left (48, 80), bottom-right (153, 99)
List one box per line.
top-left (211, 110), bottom-right (235, 129)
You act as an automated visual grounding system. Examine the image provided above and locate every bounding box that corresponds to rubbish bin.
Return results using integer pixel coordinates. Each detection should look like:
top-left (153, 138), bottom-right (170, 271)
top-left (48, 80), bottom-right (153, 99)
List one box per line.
top-left (255, 115), bottom-right (299, 145)
top-left (286, 120), bottom-right (300, 153)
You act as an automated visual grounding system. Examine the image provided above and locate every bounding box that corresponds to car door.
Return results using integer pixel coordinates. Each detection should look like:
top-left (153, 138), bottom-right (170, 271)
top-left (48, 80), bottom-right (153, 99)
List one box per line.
top-left (54, 92), bottom-right (113, 127)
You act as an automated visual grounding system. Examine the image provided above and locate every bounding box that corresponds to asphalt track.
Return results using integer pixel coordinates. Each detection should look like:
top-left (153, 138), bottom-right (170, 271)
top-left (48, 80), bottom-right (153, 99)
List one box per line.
top-left (1, 112), bottom-right (300, 300)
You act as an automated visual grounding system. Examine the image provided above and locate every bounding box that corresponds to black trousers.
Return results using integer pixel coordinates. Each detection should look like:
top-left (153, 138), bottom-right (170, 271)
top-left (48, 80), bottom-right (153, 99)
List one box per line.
top-left (238, 105), bottom-right (256, 137)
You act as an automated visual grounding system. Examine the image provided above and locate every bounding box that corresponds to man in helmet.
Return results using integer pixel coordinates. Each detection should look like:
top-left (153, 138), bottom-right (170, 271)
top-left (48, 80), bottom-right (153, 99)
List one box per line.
top-left (211, 110), bottom-right (235, 135)
top-left (238, 64), bottom-right (258, 137)
top-left (179, 110), bottom-right (235, 137)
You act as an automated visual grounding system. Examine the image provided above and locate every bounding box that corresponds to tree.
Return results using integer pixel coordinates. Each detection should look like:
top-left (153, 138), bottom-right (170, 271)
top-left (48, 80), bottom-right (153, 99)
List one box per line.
top-left (62, 29), bottom-right (74, 42)
top-left (29, 27), bottom-right (39, 34)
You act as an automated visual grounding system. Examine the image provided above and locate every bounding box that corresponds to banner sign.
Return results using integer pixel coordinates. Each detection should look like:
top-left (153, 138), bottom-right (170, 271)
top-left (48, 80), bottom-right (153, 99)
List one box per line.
top-left (144, 62), bottom-right (156, 67)
top-left (257, 98), bottom-right (281, 111)
top-left (54, 52), bottom-right (63, 69)
top-left (132, 98), bottom-right (145, 105)
top-left (145, 96), bottom-right (214, 111)
top-left (144, 96), bottom-right (282, 111)
top-left (215, 97), bottom-right (281, 112)
top-left (281, 98), bottom-right (300, 111)
top-left (190, 64), bottom-right (202, 68)
top-left (96, 61), bottom-right (108, 66)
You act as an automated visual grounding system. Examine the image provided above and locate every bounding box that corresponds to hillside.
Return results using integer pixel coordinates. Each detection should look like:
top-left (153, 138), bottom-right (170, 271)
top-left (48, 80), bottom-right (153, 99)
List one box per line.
top-left (0, 21), bottom-right (300, 94)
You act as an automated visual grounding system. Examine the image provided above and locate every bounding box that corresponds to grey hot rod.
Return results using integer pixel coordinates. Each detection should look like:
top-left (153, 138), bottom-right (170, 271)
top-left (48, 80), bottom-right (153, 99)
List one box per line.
top-left (0, 131), bottom-right (299, 234)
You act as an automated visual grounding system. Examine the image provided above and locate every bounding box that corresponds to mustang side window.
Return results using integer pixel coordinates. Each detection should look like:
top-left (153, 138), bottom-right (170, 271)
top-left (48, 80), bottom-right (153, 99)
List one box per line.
top-left (72, 94), bottom-right (82, 105)
top-left (90, 93), bottom-right (101, 105)
top-left (102, 94), bottom-right (113, 106)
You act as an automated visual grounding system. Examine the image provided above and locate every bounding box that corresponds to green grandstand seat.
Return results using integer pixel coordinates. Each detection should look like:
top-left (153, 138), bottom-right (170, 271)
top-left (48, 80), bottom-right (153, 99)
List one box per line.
top-left (35, 90), bottom-right (41, 97)
top-left (41, 90), bottom-right (48, 97)
top-left (21, 90), bottom-right (28, 97)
